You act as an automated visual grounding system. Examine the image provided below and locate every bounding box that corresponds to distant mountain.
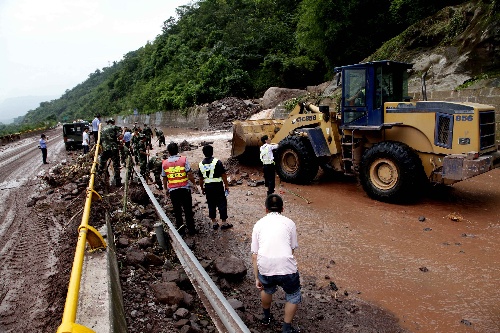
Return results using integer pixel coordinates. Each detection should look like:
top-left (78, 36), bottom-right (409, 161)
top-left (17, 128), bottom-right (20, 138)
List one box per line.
top-left (0, 95), bottom-right (57, 124)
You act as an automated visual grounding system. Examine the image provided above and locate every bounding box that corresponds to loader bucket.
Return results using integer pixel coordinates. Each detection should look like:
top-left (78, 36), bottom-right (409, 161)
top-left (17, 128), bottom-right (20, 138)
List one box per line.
top-left (231, 119), bottom-right (284, 157)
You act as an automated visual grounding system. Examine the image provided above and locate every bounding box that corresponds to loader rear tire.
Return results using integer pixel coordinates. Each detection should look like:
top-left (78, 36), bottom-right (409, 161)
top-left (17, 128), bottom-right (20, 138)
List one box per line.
top-left (360, 141), bottom-right (425, 203)
top-left (276, 136), bottom-right (318, 184)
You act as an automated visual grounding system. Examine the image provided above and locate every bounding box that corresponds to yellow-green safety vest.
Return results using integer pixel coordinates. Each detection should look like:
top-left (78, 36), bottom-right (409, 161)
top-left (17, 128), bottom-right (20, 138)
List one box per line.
top-left (199, 158), bottom-right (222, 183)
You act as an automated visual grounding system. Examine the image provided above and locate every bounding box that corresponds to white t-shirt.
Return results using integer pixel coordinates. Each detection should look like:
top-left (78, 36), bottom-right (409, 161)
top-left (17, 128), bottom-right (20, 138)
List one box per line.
top-left (260, 143), bottom-right (278, 164)
top-left (251, 212), bottom-right (298, 276)
top-left (82, 132), bottom-right (90, 146)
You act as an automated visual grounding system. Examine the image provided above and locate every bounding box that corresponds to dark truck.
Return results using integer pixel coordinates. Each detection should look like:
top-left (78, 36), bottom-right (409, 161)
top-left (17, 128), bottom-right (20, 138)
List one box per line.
top-left (63, 122), bottom-right (90, 150)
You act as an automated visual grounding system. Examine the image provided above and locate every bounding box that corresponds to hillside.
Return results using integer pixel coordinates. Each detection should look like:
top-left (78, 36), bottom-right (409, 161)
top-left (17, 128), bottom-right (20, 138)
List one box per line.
top-left (368, 0), bottom-right (500, 92)
top-left (4, 0), bottom-right (499, 132)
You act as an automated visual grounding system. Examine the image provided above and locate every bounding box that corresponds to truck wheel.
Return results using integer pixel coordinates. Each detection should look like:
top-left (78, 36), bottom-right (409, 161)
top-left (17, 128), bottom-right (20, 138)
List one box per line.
top-left (276, 136), bottom-right (318, 183)
top-left (360, 141), bottom-right (425, 202)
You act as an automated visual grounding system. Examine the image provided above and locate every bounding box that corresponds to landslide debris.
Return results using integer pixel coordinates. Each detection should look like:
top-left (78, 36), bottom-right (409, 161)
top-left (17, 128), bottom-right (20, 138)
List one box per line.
top-left (205, 97), bottom-right (262, 130)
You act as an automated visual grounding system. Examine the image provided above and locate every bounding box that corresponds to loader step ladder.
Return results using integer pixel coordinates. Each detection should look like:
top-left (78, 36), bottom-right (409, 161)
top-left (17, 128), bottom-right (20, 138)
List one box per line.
top-left (341, 131), bottom-right (356, 176)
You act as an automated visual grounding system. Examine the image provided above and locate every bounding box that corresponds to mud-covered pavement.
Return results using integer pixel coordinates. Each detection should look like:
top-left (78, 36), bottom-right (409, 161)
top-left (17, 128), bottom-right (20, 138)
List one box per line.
top-left (0, 126), bottom-right (499, 333)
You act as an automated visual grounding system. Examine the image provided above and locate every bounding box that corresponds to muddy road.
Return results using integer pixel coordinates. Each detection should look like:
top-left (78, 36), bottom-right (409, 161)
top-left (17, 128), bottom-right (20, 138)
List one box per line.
top-left (0, 126), bottom-right (498, 332)
top-left (0, 129), bottom-right (74, 332)
top-left (167, 127), bottom-right (500, 333)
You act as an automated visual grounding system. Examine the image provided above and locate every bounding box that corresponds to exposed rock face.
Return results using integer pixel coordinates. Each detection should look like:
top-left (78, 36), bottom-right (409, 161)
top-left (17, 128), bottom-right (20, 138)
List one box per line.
top-left (397, 2), bottom-right (500, 93)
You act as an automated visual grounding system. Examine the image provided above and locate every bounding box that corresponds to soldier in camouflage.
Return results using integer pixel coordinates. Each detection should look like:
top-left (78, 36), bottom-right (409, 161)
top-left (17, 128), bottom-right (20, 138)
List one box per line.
top-left (136, 134), bottom-right (150, 180)
top-left (143, 124), bottom-right (153, 150)
top-left (99, 118), bottom-right (122, 186)
top-left (131, 127), bottom-right (141, 163)
top-left (148, 152), bottom-right (165, 190)
top-left (154, 128), bottom-right (166, 147)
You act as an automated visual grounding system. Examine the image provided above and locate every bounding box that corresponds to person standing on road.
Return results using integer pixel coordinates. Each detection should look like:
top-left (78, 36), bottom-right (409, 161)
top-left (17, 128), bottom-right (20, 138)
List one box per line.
top-left (122, 127), bottom-right (132, 148)
top-left (260, 135), bottom-right (279, 195)
top-left (161, 142), bottom-right (199, 235)
top-left (98, 118), bottom-right (122, 187)
top-left (198, 144), bottom-right (232, 230)
top-left (131, 127), bottom-right (142, 164)
top-left (82, 127), bottom-right (90, 154)
top-left (143, 124), bottom-right (153, 150)
top-left (91, 114), bottom-right (101, 144)
top-left (251, 194), bottom-right (301, 333)
top-left (39, 134), bottom-right (49, 164)
top-left (136, 134), bottom-right (150, 180)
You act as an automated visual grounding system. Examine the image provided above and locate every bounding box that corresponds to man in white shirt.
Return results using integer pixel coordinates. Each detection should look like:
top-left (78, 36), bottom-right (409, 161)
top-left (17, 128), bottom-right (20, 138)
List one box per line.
top-left (82, 127), bottom-right (90, 154)
top-left (91, 114), bottom-right (101, 144)
top-left (251, 194), bottom-right (301, 333)
top-left (260, 135), bottom-right (279, 195)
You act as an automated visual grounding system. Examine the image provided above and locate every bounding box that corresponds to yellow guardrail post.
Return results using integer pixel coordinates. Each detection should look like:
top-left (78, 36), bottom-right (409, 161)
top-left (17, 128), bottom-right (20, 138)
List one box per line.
top-left (57, 123), bottom-right (107, 333)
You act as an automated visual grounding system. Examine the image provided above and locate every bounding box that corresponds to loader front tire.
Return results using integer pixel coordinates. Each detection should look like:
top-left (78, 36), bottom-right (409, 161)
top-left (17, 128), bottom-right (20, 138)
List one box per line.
top-left (360, 141), bottom-right (425, 202)
top-left (276, 136), bottom-right (318, 184)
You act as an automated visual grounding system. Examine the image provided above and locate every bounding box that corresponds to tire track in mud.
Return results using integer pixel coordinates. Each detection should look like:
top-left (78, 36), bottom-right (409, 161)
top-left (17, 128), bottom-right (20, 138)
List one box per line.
top-left (0, 130), bottom-right (67, 332)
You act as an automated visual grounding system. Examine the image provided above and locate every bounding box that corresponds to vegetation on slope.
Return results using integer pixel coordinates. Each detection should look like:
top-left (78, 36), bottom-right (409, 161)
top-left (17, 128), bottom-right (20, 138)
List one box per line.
top-left (3, 0), bottom-right (484, 135)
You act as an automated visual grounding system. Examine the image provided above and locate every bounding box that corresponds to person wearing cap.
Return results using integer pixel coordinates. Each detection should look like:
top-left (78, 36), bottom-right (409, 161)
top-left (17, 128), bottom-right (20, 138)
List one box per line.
top-left (198, 144), bottom-right (232, 230)
top-left (91, 114), bottom-right (101, 144)
top-left (98, 118), bottom-right (122, 186)
top-left (161, 142), bottom-right (199, 235)
top-left (39, 134), bottom-right (49, 164)
top-left (260, 135), bottom-right (279, 195)
top-left (251, 194), bottom-right (301, 333)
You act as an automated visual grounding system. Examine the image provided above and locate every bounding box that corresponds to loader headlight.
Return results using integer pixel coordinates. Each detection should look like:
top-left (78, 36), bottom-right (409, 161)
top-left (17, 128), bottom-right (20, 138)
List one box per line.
top-left (458, 138), bottom-right (470, 145)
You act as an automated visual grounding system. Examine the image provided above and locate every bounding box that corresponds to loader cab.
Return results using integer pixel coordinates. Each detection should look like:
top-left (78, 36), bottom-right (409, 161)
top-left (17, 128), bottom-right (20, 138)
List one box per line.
top-left (335, 60), bottom-right (412, 128)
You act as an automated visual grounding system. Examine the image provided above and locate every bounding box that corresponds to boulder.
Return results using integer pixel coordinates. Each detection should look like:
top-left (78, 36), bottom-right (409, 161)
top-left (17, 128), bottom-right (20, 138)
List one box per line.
top-left (151, 282), bottom-right (184, 305)
top-left (261, 87), bottom-right (307, 109)
top-left (214, 256), bottom-right (247, 281)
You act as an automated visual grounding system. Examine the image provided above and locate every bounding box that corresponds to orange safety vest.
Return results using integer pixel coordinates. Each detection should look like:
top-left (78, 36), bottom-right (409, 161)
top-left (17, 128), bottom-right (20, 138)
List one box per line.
top-left (162, 156), bottom-right (189, 189)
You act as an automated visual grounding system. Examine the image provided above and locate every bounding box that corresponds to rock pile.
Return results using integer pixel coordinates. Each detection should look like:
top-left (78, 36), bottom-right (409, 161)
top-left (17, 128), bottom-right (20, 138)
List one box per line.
top-left (205, 97), bottom-right (262, 130)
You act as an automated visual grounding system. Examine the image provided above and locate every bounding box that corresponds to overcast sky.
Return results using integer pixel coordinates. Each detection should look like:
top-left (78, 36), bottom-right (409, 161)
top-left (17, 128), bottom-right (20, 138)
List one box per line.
top-left (0, 0), bottom-right (193, 105)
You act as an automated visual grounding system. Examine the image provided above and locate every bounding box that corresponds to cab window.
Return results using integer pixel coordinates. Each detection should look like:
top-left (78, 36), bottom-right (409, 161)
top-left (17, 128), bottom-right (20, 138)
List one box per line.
top-left (344, 69), bottom-right (366, 107)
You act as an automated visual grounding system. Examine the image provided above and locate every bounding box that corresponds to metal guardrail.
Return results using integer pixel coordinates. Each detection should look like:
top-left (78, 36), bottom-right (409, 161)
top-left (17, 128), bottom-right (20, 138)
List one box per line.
top-left (134, 171), bottom-right (251, 333)
top-left (57, 125), bottom-right (106, 333)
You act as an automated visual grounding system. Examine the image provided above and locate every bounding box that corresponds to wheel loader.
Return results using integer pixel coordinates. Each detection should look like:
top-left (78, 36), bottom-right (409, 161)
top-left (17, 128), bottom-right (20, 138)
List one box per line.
top-left (232, 60), bottom-right (500, 202)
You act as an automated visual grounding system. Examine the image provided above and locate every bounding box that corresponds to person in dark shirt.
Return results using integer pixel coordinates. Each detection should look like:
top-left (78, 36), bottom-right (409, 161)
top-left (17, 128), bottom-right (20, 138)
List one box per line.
top-left (198, 144), bottom-right (232, 230)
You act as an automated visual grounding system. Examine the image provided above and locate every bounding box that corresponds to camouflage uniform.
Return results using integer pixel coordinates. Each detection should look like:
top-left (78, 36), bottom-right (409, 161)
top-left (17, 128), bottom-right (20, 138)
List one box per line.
top-left (131, 131), bottom-right (141, 163)
top-left (99, 122), bottom-right (122, 186)
top-left (148, 156), bottom-right (164, 190)
top-left (136, 138), bottom-right (149, 179)
top-left (143, 125), bottom-right (153, 150)
top-left (155, 128), bottom-right (166, 147)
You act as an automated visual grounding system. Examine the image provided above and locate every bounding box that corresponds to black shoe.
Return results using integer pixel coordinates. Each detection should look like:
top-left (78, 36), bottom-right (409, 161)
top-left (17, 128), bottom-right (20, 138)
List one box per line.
top-left (260, 314), bottom-right (273, 326)
top-left (282, 324), bottom-right (300, 333)
top-left (220, 223), bottom-right (233, 230)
